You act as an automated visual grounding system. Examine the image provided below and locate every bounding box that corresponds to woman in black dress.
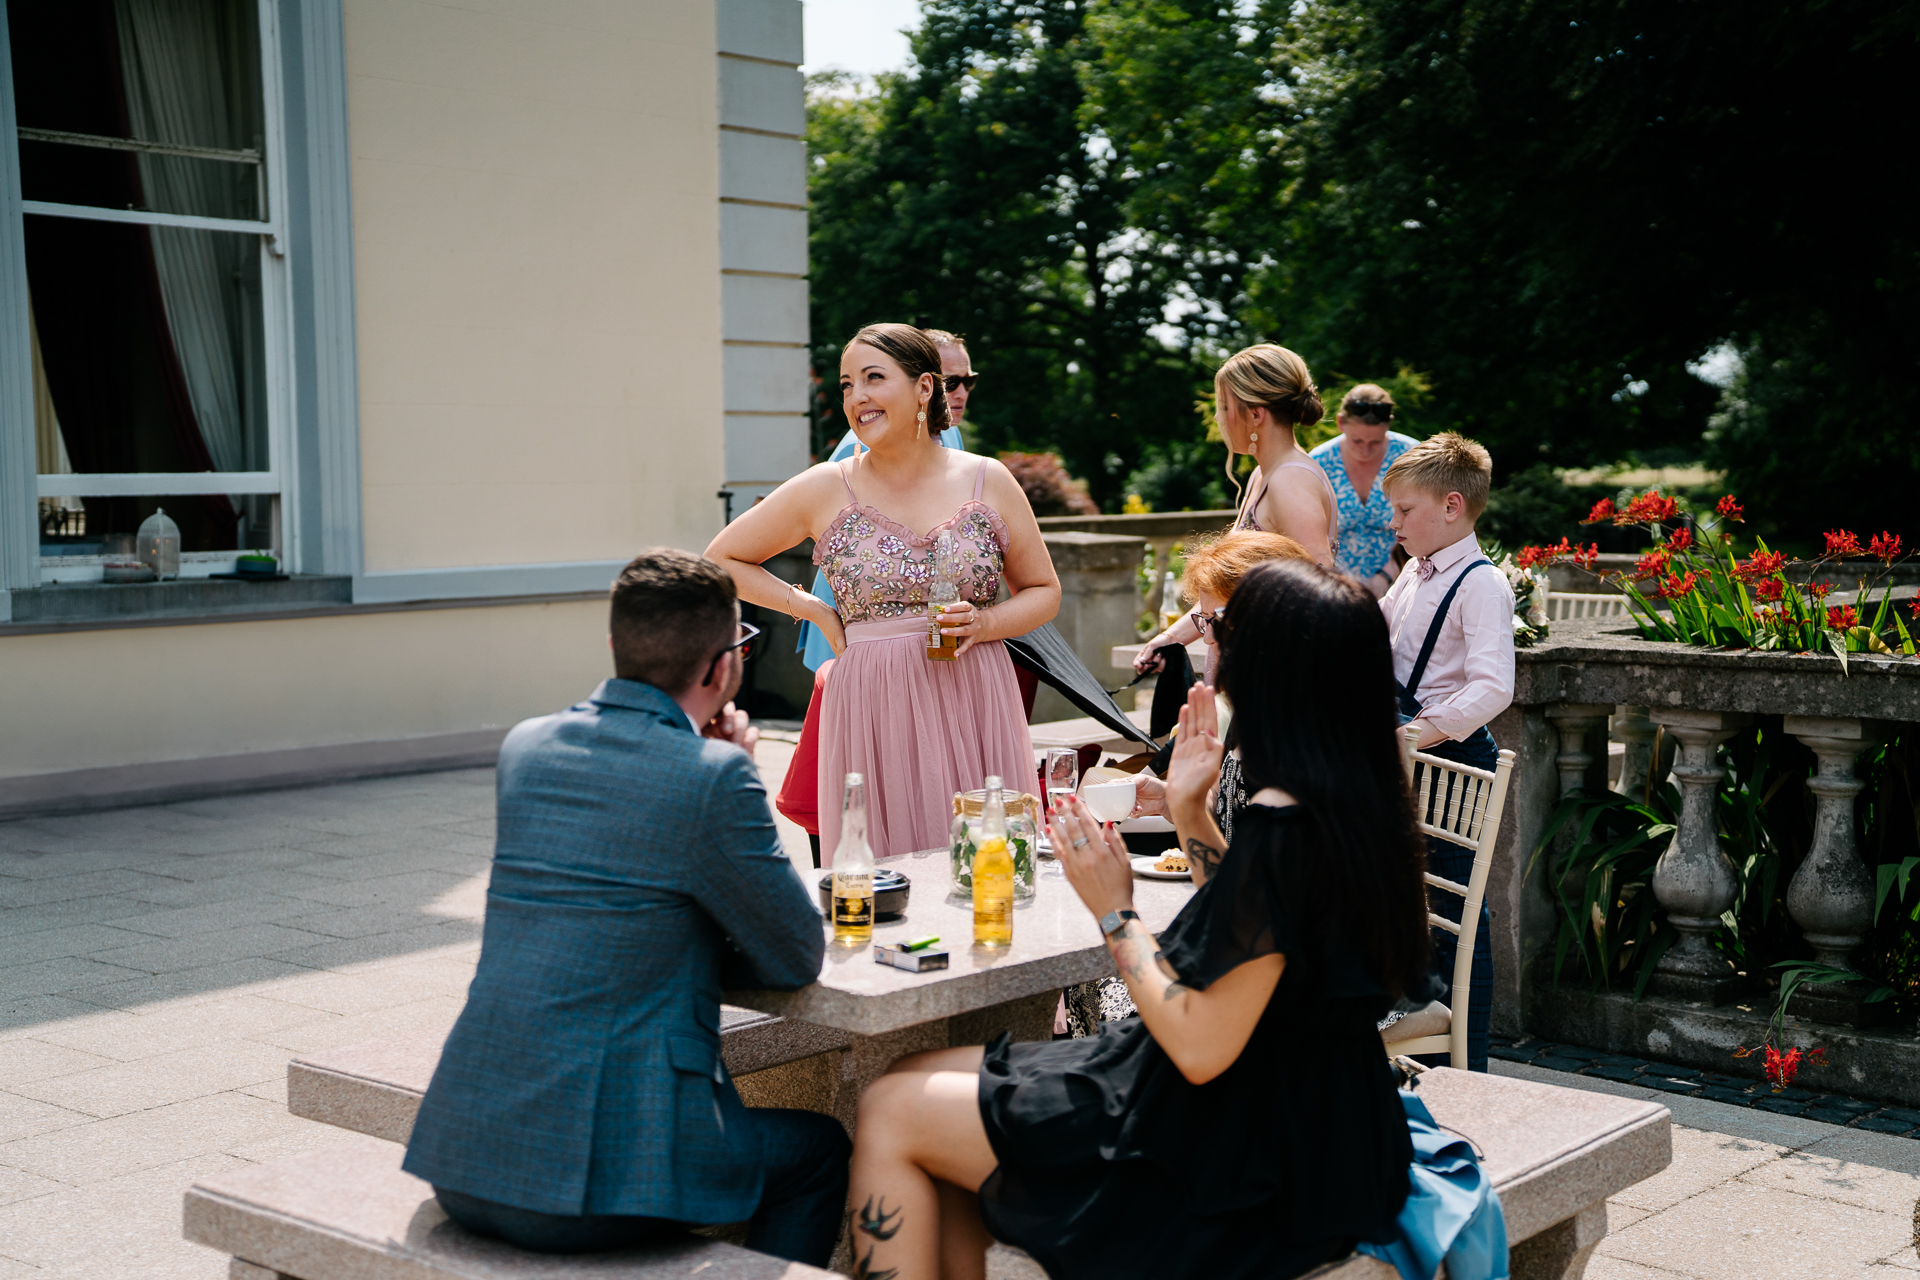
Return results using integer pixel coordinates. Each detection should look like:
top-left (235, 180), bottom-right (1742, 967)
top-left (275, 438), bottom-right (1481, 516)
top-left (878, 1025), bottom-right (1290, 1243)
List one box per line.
top-left (847, 559), bottom-right (1433, 1280)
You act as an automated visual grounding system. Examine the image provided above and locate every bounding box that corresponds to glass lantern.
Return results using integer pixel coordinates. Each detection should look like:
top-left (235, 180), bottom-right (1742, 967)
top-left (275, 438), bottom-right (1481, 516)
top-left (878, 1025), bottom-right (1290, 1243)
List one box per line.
top-left (136, 508), bottom-right (181, 581)
top-left (950, 789), bottom-right (1038, 901)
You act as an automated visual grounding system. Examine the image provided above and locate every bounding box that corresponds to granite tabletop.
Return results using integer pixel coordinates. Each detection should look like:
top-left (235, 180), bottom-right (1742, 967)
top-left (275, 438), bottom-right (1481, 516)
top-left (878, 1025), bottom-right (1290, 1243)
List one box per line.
top-left (724, 846), bottom-right (1197, 1037)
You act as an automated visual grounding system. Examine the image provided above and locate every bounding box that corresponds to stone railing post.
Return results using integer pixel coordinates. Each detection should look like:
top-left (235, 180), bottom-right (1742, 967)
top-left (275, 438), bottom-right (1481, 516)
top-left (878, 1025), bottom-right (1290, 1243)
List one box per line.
top-left (1647, 709), bottom-right (1751, 1003)
top-left (1782, 715), bottom-right (1890, 1025)
top-left (1546, 703), bottom-right (1613, 799)
top-left (1612, 705), bottom-right (1657, 798)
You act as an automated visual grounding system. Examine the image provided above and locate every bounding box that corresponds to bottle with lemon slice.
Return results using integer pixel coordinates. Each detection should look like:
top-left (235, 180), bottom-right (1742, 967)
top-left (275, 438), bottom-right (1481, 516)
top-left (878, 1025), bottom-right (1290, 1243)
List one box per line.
top-left (972, 775), bottom-right (1014, 947)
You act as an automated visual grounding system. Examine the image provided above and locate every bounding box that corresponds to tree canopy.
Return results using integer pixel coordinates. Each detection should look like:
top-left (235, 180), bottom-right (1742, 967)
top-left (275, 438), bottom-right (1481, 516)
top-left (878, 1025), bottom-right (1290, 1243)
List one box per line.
top-left (807, 0), bottom-right (1920, 544)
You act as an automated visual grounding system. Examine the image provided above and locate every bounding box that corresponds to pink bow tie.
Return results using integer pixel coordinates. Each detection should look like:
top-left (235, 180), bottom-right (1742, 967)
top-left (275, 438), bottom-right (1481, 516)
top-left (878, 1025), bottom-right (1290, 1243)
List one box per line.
top-left (1417, 558), bottom-right (1440, 582)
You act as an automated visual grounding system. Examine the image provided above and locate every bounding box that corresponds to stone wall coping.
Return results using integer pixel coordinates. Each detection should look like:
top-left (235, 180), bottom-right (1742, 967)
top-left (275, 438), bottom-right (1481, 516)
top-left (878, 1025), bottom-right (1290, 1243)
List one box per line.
top-left (1034, 510), bottom-right (1235, 540)
top-left (1515, 619), bottom-right (1920, 720)
top-left (1038, 530), bottom-right (1148, 571)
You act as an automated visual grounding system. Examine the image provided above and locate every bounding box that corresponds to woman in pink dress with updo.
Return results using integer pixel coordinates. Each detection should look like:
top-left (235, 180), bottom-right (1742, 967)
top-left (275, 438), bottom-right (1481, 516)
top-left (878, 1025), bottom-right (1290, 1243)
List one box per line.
top-left (708, 323), bottom-right (1060, 861)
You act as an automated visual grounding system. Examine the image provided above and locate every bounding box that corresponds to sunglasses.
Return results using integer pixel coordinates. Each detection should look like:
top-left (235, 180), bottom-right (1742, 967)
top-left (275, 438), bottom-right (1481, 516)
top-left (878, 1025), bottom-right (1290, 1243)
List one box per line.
top-left (1345, 400), bottom-right (1393, 424)
top-left (1190, 607), bottom-right (1228, 638)
top-left (701, 621), bottom-right (761, 686)
top-left (943, 374), bottom-right (980, 394)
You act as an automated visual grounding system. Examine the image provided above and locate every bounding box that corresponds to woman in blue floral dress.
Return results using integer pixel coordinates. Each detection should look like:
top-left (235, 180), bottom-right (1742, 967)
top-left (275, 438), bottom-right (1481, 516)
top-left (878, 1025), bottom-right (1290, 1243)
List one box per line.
top-left (1308, 385), bottom-right (1420, 597)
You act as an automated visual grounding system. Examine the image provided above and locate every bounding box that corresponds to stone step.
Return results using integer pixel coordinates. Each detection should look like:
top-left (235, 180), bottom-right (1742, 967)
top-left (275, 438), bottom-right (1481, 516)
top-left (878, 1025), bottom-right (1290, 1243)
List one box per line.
top-left (985, 1067), bottom-right (1673, 1280)
top-left (288, 1007), bottom-right (851, 1144)
top-left (187, 1134), bottom-right (835, 1279)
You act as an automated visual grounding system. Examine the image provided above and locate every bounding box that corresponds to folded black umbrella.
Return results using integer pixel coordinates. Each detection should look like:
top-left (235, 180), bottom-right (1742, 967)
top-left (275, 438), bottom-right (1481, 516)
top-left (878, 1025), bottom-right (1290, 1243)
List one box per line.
top-left (1005, 622), bottom-right (1158, 750)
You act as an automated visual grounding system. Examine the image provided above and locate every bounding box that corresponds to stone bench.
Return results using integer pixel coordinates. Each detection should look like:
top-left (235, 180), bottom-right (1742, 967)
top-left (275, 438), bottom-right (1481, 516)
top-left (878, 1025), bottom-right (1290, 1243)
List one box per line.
top-left (287, 1007), bottom-right (852, 1144)
top-left (187, 1134), bottom-right (836, 1279)
top-left (986, 1067), bottom-right (1671, 1280)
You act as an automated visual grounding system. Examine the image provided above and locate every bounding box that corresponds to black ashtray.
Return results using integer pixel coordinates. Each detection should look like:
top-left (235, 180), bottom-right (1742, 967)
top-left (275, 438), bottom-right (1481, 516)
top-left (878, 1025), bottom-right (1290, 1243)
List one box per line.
top-left (818, 868), bottom-right (910, 921)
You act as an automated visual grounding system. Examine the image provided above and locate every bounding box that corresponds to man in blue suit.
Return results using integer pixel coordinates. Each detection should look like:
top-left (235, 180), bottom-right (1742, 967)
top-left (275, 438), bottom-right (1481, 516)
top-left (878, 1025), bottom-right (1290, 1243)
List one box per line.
top-left (404, 548), bottom-right (844, 1264)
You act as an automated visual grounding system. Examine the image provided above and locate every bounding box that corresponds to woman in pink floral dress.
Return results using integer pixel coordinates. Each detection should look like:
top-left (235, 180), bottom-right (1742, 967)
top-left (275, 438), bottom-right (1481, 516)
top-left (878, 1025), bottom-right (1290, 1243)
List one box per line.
top-left (708, 324), bottom-right (1059, 860)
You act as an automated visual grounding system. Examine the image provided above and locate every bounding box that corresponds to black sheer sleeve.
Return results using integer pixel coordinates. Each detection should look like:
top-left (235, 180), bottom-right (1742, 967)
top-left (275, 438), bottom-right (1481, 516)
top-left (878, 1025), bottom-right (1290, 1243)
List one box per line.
top-left (1155, 803), bottom-right (1308, 992)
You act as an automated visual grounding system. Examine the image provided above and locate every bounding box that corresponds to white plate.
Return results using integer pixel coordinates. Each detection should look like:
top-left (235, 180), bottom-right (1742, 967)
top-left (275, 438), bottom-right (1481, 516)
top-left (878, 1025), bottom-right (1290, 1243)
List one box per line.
top-left (1116, 815), bottom-right (1175, 834)
top-left (1130, 853), bottom-right (1190, 880)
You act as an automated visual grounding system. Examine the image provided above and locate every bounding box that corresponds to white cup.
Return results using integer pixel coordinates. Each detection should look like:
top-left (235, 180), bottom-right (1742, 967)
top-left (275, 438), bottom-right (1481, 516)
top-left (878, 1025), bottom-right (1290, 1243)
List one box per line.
top-left (1079, 777), bottom-right (1138, 824)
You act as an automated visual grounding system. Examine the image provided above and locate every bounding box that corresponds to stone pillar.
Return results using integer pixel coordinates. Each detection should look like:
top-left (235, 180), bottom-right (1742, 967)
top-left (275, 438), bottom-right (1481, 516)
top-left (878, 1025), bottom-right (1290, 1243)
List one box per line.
top-left (1647, 709), bottom-right (1752, 1003)
top-left (1612, 704), bottom-right (1658, 798)
top-left (1034, 532), bottom-right (1145, 725)
top-left (1783, 715), bottom-right (1890, 1026)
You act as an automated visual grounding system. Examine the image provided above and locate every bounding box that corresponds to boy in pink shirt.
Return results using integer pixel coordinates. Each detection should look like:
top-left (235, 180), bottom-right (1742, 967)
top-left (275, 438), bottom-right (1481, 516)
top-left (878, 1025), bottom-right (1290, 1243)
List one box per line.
top-left (1380, 432), bottom-right (1515, 1070)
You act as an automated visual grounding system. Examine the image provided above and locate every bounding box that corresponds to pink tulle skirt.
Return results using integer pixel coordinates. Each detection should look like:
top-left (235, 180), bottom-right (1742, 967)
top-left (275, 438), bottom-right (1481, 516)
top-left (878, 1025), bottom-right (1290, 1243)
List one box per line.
top-left (818, 616), bottom-right (1035, 864)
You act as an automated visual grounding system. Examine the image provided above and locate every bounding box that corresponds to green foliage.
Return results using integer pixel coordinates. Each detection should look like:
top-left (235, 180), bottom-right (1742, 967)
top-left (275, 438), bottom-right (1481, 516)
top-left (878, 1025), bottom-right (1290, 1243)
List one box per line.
top-left (804, 4), bottom-right (1217, 509)
top-left (1534, 788), bottom-right (1677, 998)
top-left (806, 0), bottom-right (1920, 522)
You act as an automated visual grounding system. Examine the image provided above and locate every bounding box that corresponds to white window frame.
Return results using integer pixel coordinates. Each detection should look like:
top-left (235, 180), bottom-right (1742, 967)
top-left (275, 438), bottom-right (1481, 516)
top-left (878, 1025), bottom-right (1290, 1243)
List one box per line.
top-left (21, 0), bottom-right (298, 564)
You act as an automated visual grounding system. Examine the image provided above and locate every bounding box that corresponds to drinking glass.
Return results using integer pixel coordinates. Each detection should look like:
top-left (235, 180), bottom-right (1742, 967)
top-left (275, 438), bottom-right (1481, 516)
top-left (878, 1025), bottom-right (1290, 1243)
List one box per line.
top-left (1042, 748), bottom-right (1079, 810)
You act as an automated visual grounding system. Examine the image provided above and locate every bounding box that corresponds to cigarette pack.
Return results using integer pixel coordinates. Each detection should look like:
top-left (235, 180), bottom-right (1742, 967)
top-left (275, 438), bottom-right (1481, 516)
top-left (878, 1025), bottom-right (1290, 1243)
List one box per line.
top-left (874, 943), bottom-right (949, 973)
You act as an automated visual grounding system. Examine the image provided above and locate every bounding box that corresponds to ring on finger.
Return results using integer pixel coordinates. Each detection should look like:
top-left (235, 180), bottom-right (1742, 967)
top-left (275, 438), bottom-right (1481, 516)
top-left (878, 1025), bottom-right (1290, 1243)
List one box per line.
top-left (1070, 835), bottom-right (1090, 849)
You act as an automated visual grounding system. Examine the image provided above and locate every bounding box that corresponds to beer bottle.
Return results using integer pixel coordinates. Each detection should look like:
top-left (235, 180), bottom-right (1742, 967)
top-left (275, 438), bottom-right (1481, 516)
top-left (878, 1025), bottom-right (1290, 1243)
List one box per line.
top-left (973, 775), bottom-right (1014, 948)
top-left (831, 773), bottom-right (874, 946)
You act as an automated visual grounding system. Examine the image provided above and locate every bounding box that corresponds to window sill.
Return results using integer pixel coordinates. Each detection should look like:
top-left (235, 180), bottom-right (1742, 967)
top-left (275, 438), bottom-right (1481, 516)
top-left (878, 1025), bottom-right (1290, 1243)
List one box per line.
top-left (0, 577), bottom-right (607, 636)
top-left (6, 575), bottom-right (354, 627)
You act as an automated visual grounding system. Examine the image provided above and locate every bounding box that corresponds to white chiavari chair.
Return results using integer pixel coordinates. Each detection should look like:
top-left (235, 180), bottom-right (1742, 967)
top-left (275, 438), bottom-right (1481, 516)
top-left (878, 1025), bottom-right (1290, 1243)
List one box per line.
top-left (1383, 724), bottom-right (1517, 1070)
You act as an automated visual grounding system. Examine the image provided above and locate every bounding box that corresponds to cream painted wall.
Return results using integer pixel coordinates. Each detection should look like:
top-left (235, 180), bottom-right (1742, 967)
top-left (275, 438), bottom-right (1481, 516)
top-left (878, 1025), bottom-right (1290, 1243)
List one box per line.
top-left (0, 603), bottom-right (610, 780)
top-left (343, 0), bottom-right (724, 572)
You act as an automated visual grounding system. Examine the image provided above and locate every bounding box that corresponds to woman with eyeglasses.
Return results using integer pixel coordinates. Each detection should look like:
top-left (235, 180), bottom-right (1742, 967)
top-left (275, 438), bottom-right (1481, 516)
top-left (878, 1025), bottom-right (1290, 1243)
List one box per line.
top-left (709, 323), bottom-right (1058, 863)
top-left (1128, 531), bottom-right (1310, 843)
top-left (1306, 385), bottom-right (1421, 598)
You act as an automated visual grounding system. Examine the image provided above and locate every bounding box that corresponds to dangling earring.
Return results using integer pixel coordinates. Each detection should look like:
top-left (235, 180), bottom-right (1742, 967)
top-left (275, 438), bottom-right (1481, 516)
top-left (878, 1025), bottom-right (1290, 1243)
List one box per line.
top-left (1249, 431), bottom-right (1259, 443)
top-left (917, 408), bottom-right (927, 439)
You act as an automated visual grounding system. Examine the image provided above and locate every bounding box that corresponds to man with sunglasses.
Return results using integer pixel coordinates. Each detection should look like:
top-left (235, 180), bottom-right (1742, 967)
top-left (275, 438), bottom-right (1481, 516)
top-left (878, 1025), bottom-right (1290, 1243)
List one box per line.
top-left (1307, 384), bottom-right (1421, 597)
top-left (405, 549), bottom-right (846, 1267)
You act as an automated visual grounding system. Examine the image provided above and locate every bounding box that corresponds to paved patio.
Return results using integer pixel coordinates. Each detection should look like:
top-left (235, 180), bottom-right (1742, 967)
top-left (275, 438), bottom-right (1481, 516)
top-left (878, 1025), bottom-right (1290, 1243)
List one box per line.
top-left (2, 744), bottom-right (1919, 1277)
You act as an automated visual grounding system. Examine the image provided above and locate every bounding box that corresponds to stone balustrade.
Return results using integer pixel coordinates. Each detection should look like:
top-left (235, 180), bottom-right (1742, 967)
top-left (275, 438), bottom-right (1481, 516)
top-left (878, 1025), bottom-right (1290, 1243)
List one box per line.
top-left (1492, 618), bottom-right (1920, 1102)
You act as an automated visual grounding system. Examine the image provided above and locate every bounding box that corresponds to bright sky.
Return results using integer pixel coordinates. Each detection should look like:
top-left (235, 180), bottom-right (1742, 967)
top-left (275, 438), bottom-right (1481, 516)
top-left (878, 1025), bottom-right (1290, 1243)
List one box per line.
top-left (801, 0), bottom-right (921, 77)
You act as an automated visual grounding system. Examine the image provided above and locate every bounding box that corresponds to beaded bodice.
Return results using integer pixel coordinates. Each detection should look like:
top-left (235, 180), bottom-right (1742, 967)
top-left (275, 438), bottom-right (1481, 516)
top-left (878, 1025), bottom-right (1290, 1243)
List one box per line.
top-left (812, 461), bottom-right (1011, 626)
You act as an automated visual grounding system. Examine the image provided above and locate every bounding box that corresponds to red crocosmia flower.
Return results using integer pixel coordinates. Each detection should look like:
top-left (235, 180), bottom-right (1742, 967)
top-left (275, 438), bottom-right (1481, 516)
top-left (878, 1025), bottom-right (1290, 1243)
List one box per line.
top-left (1764, 1046), bottom-right (1805, 1091)
top-left (1740, 550), bottom-right (1787, 581)
top-left (1827, 605), bottom-right (1859, 630)
top-left (1868, 532), bottom-right (1902, 564)
top-left (1912, 598), bottom-right (1920, 621)
top-left (1808, 581), bottom-right (1832, 600)
top-left (1619, 491), bottom-right (1682, 526)
top-left (1515, 545), bottom-right (1546, 570)
top-left (1656, 571), bottom-right (1701, 600)
top-left (1716, 495), bottom-right (1744, 521)
top-left (1754, 577), bottom-right (1785, 603)
top-left (1570, 542), bottom-right (1600, 570)
top-left (1823, 529), bottom-right (1864, 558)
top-left (1633, 549), bottom-right (1671, 580)
top-left (1582, 498), bottom-right (1617, 525)
top-left (1667, 526), bottom-right (1695, 553)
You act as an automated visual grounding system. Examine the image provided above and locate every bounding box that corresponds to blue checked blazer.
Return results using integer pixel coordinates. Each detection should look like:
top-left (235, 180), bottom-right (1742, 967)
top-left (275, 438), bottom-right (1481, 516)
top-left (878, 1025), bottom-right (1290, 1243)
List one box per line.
top-left (401, 679), bottom-right (825, 1221)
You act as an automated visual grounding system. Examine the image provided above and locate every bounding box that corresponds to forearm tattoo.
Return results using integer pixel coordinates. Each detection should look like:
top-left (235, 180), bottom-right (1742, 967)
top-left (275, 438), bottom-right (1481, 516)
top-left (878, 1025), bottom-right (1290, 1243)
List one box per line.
top-left (1185, 836), bottom-right (1223, 879)
top-left (852, 1195), bottom-right (903, 1280)
top-left (1108, 923), bottom-right (1189, 1007)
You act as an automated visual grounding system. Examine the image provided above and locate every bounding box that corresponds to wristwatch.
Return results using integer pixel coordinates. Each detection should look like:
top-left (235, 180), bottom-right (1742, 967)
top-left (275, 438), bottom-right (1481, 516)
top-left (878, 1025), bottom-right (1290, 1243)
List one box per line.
top-left (1099, 909), bottom-right (1140, 939)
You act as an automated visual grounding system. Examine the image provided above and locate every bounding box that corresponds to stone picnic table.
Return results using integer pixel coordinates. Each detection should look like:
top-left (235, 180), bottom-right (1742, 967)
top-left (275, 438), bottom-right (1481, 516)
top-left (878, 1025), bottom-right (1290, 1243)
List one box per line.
top-left (724, 844), bottom-right (1195, 1126)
